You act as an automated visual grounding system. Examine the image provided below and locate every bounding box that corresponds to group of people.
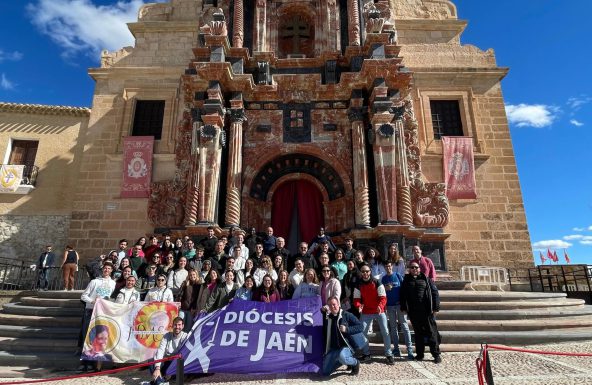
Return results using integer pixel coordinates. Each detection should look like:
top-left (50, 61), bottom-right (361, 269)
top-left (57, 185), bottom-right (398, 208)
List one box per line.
top-left (76, 226), bottom-right (442, 378)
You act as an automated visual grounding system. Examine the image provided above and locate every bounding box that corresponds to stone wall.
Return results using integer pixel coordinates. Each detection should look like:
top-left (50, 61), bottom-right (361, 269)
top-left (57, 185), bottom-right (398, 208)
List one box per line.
top-left (0, 215), bottom-right (71, 263)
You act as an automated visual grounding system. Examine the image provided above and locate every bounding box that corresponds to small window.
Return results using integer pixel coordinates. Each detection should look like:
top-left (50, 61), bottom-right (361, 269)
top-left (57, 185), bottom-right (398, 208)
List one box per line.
top-left (430, 100), bottom-right (463, 139)
top-left (132, 100), bottom-right (165, 139)
top-left (9, 140), bottom-right (38, 166)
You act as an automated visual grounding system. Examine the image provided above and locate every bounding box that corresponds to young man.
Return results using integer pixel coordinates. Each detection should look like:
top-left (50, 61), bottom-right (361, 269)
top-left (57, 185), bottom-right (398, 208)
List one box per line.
top-left (353, 263), bottom-right (394, 364)
top-left (400, 261), bottom-right (442, 363)
top-left (382, 261), bottom-right (413, 359)
top-left (78, 262), bottom-right (115, 371)
top-left (36, 245), bottom-right (55, 290)
top-left (151, 317), bottom-right (188, 384)
top-left (322, 296), bottom-right (367, 376)
top-left (199, 226), bottom-right (218, 259)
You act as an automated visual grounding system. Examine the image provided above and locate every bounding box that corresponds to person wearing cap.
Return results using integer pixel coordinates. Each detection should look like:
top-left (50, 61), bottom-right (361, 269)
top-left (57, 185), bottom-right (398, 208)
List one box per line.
top-left (145, 274), bottom-right (174, 302)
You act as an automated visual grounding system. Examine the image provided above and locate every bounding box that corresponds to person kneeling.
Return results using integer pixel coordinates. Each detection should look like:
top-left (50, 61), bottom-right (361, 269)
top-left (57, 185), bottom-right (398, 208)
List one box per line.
top-left (322, 296), bottom-right (368, 376)
top-left (151, 317), bottom-right (188, 385)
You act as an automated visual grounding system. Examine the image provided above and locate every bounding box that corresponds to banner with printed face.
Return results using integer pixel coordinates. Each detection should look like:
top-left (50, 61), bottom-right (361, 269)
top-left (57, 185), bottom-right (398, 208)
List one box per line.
top-left (122, 136), bottom-right (154, 198)
top-left (0, 165), bottom-right (24, 192)
top-left (172, 297), bottom-right (323, 375)
top-left (442, 136), bottom-right (477, 200)
top-left (81, 299), bottom-right (180, 363)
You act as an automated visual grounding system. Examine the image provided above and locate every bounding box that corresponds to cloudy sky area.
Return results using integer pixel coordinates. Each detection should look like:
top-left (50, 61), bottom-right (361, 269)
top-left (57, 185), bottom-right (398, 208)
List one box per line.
top-left (0, 0), bottom-right (591, 265)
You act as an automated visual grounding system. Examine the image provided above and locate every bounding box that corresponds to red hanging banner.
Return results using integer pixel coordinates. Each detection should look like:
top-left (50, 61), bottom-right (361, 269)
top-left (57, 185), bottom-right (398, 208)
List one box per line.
top-left (442, 136), bottom-right (477, 200)
top-left (121, 136), bottom-right (154, 198)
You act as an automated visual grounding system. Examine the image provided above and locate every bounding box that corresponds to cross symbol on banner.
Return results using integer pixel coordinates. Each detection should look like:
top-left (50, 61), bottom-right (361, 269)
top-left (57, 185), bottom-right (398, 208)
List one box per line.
top-left (2, 172), bottom-right (15, 184)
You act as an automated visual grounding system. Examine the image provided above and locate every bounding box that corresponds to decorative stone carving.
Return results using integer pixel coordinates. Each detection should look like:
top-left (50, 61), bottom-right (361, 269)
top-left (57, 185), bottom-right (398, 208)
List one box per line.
top-left (364, 3), bottom-right (385, 33)
top-left (138, 3), bottom-right (172, 21)
top-left (410, 179), bottom-right (449, 228)
top-left (348, 0), bottom-right (361, 46)
top-left (232, 0), bottom-right (244, 47)
top-left (225, 108), bottom-right (246, 226)
top-left (199, 8), bottom-right (228, 36)
top-left (100, 47), bottom-right (133, 68)
top-left (148, 181), bottom-right (185, 227)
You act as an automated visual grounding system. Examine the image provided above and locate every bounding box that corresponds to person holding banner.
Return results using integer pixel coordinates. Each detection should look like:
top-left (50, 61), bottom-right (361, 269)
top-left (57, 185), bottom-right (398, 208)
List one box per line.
top-left (234, 276), bottom-right (255, 300)
top-left (151, 317), bottom-right (188, 385)
top-left (145, 274), bottom-right (174, 302)
top-left (323, 296), bottom-right (364, 376)
top-left (114, 275), bottom-right (140, 304)
top-left (254, 274), bottom-right (280, 302)
top-left (293, 268), bottom-right (321, 299)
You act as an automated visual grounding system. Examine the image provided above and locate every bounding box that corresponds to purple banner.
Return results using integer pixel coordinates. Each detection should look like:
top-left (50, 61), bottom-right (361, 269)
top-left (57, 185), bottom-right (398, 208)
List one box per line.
top-left (172, 297), bottom-right (323, 374)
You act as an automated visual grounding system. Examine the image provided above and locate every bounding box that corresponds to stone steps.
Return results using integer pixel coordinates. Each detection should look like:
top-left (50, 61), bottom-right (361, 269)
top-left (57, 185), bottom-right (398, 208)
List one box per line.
top-left (0, 337), bottom-right (77, 352)
top-left (0, 325), bottom-right (79, 339)
top-left (2, 302), bottom-right (83, 317)
top-left (440, 328), bottom-right (592, 345)
top-left (439, 298), bottom-right (584, 310)
top-left (439, 291), bottom-right (568, 302)
top-left (36, 290), bottom-right (84, 300)
top-left (436, 315), bottom-right (592, 331)
top-left (0, 351), bottom-right (79, 369)
top-left (0, 313), bottom-right (80, 327)
top-left (435, 306), bottom-right (592, 320)
top-left (20, 296), bottom-right (84, 308)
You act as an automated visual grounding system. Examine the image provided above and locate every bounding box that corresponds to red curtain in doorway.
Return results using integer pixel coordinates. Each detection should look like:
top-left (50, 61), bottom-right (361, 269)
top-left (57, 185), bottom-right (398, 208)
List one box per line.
top-left (296, 181), bottom-right (323, 244)
top-left (271, 180), bottom-right (323, 243)
top-left (271, 181), bottom-right (296, 239)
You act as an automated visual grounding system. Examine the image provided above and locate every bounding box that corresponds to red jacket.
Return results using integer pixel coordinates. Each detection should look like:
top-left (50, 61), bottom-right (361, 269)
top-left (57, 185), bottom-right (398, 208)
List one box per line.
top-left (353, 278), bottom-right (387, 314)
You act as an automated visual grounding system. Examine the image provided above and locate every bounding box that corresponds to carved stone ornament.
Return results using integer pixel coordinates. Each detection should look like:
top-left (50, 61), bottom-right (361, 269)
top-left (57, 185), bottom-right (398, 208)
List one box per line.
top-left (201, 124), bottom-right (218, 139)
top-left (147, 181), bottom-right (186, 227)
top-left (347, 107), bottom-right (365, 122)
top-left (378, 123), bottom-right (395, 137)
top-left (367, 127), bottom-right (375, 144)
top-left (229, 108), bottom-right (247, 123)
top-left (364, 3), bottom-right (385, 33)
top-left (199, 8), bottom-right (228, 36)
top-left (410, 179), bottom-right (449, 228)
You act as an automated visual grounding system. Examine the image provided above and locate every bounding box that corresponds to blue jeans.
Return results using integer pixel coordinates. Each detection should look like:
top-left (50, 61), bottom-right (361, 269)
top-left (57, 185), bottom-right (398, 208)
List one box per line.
top-left (348, 333), bottom-right (370, 355)
top-left (322, 347), bottom-right (358, 376)
top-left (361, 312), bottom-right (392, 357)
top-left (386, 305), bottom-right (412, 352)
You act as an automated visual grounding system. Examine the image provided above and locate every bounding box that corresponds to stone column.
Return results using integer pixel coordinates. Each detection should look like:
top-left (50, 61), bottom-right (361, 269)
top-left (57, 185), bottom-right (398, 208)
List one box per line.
top-left (348, 107), bottom-right (371, 228)
top-left (225, 107), bottom-right (246, 226)
top-left (196, 84), bottom-right (225, 225)
top-left (232, 0), bottom-right (244, 47)
top-left (394, 120), bottom-right (413, 225)
top-left (348, 0), bottom-right (361, 46)
top-left (254, 0), bottom-right (266, 52)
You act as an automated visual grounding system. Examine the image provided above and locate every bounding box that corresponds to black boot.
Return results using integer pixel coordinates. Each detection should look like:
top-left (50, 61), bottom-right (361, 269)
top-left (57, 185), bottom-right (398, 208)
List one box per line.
top-left (350, 361), bottom-right (360, 375)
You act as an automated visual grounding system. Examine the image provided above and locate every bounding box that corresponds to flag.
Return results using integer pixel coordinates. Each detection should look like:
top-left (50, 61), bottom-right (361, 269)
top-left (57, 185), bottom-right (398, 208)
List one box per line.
top-left (442, 136), bottom-right (477, 199)
top-left (553, 250), bottom-right (559, 263)
top-left (547, 249), bottom-right (554, 262)
top-left (539, 251), bottom-right (546, 264)
top-left (564, 249), bottom-right (571, 264)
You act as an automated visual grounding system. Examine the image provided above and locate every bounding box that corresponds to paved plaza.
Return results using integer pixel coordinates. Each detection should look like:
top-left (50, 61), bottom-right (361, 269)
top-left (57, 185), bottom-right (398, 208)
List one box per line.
top-left (1, 341), bottom-right (591, 384)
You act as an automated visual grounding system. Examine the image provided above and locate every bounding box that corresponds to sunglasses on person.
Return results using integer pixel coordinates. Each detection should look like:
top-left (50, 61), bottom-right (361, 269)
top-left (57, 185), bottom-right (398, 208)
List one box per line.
top-left (322, 269), bottom-right (331, 273)
top-left (157, 278), bottom-right (166, 282)
top-left (409, 266), bottom-right (420, 269)
top-left (360, 269), bottom-right (371, 273)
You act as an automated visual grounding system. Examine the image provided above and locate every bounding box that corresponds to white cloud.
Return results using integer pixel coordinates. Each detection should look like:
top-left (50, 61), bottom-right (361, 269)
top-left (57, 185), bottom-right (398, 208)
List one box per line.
top-left (0, 50), bottom-right (23, 63)
top-left (573, 227), bottom-right (586, 232)
top-left (567, 95), bottom-right (592, 111)
top-left (0, 73), bottom-right (14, 90)
top-left (506, 104), bottom-right (559, 128)
top-left (588, 225), bottom-right (592, 231)
top-left (532, 240), bottom-right (572, 250)
top-left (581, 240), bottom-right (592, 245)
top-left (570, 119), bottom-right (584, 127)
top-left (563, 235), bottom-right (584, 240)
top-left (26, 0), bottom-right (147, 58)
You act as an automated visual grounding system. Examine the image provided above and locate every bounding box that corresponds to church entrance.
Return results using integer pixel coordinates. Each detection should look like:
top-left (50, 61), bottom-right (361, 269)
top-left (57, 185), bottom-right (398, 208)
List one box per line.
top-left (271, 179), bottom-right (324, 254)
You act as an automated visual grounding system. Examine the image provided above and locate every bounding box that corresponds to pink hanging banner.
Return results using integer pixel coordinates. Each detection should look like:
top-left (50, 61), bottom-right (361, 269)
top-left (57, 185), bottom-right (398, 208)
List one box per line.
top-left (442, 136), bottom-right (477, 200)
top-left (121, 136), bottom-right (154, 198)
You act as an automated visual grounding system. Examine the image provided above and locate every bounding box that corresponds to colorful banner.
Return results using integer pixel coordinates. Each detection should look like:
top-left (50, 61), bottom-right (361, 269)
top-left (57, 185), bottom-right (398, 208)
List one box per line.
top-left (172, 297), bottom-right (323, 375)
top-left (442, 136), bottom-right (477, 199)
top-left (122, 136), bottom-right (154, 198)
top-left (81, 299), bottom-right (180, 363)
top-left (0, 165), bottom-right (24, 192)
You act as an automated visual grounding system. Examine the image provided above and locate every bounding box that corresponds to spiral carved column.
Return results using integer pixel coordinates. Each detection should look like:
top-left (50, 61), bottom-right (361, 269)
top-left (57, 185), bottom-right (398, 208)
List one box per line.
top-left (224, 109), bottom-right (246, 226)
top-left (395, 120), bottom-right (413, 225)
top-left (232, 0), bottom-right (244, 47)
top-left (349, 108), bottom-right (370, 227)
top-left (348, 0), bottom-right (361, 46)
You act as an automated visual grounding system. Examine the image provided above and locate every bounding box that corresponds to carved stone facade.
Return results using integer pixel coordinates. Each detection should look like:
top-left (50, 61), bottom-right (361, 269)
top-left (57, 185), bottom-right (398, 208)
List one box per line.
top-left (54, 0), bottom-right (532, 273)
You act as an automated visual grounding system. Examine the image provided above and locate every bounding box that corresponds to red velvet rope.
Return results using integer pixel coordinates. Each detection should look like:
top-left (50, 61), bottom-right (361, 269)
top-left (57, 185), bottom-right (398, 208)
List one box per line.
top-left (487, 344), bottom-right (592, 357)
top-left (0, 354), bottom-right (182, 385)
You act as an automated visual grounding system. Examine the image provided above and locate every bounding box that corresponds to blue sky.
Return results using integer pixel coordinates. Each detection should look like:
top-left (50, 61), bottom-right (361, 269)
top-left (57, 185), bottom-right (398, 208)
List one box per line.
top-left (0, 1), bottom-right (591, 265)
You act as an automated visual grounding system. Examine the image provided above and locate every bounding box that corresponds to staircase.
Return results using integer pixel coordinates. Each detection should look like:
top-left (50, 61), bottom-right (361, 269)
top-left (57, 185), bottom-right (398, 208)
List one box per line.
top-left (1, 290), bottom-right (592, 368)
top-left (0, 290), bottom-right (82, 369)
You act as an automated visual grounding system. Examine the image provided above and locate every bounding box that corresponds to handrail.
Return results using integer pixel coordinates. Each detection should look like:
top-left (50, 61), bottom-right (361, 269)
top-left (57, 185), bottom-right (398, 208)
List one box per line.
top-left (461, 266), bottom-right (509, 291)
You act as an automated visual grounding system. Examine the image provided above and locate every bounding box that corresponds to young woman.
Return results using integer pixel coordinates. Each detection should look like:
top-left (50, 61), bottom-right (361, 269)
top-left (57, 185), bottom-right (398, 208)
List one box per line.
top-left (167, 257), bottom-right (188, 298)
top-left (144, 274), bottom-right (174, 302)
top-left (330, 248), bottom-right (348, 280)
top-left (178, 269), bottom-right (202, 331)
top-left (365, 247), bottom-right (386, 281)
top-left (234, 276), bottom-right (255, 301)
top-left (353, 250), bottom-right (365, 270)
top-left (160, 238), bottom-right (174, 256)
top-left (200, 259), bottom-right (212, 279)
top-left (143, 236), bottom-right (160, 262)
top-left (292, 268), bottom-right (320, 299)
top-left (273, 254), bottom-right (285, 274)
top-left (253, 257), bottom-right (277, 286)
top-left (320, 266), bottom-right (342, 306)
top-left (196, 269), bottom-right (219, 312)
top-left (115, 275), bottom-right (140, 304)
top-left (387, 243), bottom-right (406, 276)
top-left (243, 258), bottom-right (256, 281)
top-left (172, 238), bottom-right (184, 262)
top-left (161, 252), bottom-right (176, 275)
top-left (276, 270), bottom-right (294, 300)
top-left (254, 274), bottom-right (280, 303)
top-left (203, 270), bottom-right (239, 313)
top-left (61, 245), bottom-right (79, 291)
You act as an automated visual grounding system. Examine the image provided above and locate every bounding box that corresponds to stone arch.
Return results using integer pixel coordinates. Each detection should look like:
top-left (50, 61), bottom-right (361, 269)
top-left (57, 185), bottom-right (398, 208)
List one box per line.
top-left (248, 153), bottom-right (346, 201)
top-left (268, 173), bottom-right (330, 203)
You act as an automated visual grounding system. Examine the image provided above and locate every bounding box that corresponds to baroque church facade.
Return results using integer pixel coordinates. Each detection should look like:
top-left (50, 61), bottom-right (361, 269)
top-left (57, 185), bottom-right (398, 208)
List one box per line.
top-left (0, 0), bottom-right (533, 272)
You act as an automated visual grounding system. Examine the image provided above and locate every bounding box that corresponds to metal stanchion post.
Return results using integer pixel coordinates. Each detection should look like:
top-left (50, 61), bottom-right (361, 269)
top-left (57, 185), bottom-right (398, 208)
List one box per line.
top-left (176, 357), bottom-right (184, 385)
